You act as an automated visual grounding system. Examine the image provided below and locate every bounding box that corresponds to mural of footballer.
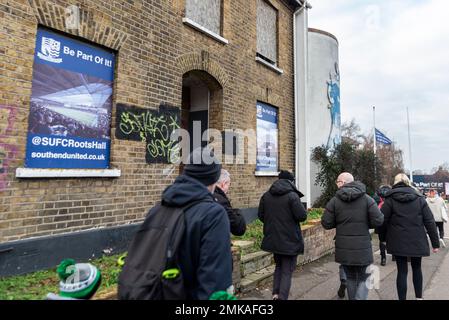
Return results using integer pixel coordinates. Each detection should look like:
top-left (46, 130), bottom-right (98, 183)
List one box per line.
top-left (326, 62), bottom-right (341, 149)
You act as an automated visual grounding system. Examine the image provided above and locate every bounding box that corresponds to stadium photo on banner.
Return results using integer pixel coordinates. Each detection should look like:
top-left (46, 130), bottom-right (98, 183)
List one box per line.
top-left (28, 63), bottom-right (113, 140)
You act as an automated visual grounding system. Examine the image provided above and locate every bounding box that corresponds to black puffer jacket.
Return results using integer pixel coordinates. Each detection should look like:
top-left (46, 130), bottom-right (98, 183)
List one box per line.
top-left (214, 186), bottom-right (246, 236)
top-left (322, 181), bottom-right (384, 266)
top-left (258, 179), bottom-right (307, 256)
top-left (380, 183), bottom-right (440, 257)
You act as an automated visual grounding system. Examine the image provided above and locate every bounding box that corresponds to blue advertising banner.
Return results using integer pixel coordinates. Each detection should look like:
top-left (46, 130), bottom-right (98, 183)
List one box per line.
top-left (25, 27), bottom-right (115, 169)
top-left (34, 28), bottom-right (115, 81)
top-left (256, 102), bottom-right (278, 173)
top-left (412, 175), bottom-right (445, 193)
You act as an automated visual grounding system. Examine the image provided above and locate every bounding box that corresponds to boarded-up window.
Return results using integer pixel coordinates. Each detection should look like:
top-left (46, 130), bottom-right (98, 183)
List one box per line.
top-left (257, 0), bottom-right (277, 64)
top-left (186, 0), bottom-right (222, 35)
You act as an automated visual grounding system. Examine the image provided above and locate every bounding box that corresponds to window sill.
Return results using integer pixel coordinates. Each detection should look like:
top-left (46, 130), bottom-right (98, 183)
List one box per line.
top-left (255, 171), bottom-right (279, 177)
top-left (15, 168), bottom-right (121, 178)
top-left (182, 17), bottom-right (229, 45)
top-left (255, 56), bottom-right (284, 74)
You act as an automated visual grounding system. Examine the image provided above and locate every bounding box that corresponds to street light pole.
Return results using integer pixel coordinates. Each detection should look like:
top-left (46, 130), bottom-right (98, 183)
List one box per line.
top-left (373, 106), bottom-right (377, 156)
top-left (407, 107), bottom-right (413, 183)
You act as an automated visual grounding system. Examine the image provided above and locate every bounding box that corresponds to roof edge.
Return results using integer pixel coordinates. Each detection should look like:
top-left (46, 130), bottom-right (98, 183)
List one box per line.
top-left (285, 0), bottom-right (304, 11)
top-left (308, 28), bottom-right (339, 45)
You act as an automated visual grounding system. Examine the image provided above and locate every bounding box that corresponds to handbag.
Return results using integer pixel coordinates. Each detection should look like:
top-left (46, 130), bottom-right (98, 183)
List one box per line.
top-left (441, 206), bottom-right (448, 223)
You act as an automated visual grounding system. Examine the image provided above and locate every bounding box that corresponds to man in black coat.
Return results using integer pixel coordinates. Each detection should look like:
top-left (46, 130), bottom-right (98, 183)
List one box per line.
top-left (161, 148), bottom-right (233, 299)
top-left (214, 169), bottom-right (246, 236)
top-left (322, 172), bottom-right (384, 300)
top-left (258, 170), bottom-right (307, 300)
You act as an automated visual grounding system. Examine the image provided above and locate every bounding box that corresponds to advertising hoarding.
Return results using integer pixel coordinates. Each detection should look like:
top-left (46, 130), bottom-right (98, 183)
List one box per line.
top-left (256, 101), bottom-right (278, 173)
top-left (25, 27), bottom-right (115, 169)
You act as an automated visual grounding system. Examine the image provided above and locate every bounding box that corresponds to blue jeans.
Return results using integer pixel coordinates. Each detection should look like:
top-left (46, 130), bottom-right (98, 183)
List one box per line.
top-left (342, 265), bottom-right (369, 300)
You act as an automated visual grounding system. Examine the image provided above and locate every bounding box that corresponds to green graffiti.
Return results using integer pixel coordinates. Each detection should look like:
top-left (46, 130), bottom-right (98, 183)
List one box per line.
top-left (119, 111), bottom-right (146, 142)
top-left (117, 105), bottom-right (180, 163)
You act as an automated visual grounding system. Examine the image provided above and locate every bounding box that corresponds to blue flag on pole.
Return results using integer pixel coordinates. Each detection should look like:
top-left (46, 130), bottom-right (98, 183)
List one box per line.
top-left (375, 128), bottom-right (392, 145)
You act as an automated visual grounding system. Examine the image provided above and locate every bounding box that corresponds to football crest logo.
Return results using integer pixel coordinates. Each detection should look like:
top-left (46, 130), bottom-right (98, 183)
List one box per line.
top-left (256, 105), bottom-right (263, 118)
top-left (37, 37), bottom-right (63, 63)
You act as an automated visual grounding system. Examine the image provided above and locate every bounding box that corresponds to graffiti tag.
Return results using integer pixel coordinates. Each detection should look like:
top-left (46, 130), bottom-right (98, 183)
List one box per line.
top-left (116, 103), bottom-right (180, 164)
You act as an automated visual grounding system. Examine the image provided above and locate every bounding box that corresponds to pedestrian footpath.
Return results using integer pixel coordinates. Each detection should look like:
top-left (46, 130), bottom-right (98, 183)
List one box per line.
top-left (241, 224), bottom-right (449, 300)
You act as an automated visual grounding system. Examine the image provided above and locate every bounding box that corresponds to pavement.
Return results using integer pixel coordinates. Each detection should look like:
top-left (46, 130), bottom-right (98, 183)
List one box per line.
top-left (240, 224), bottom-right (449, 300)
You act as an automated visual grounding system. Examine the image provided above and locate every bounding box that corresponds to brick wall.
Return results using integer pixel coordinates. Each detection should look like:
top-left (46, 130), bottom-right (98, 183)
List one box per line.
top-left (231, 246), bottom-right (241, 291)
top-left (0, 0), bottom-right (296, 242)
top-left (298, 223), bottom-right (336, 265)
top-left (230, 223), bottom-right (336, 292)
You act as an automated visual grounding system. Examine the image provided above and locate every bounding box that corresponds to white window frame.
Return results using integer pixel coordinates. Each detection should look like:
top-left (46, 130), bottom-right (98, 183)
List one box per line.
top-left (182, 18), bottom-right (228, 44)
top-left (183, 0), bottom-right (228, 45)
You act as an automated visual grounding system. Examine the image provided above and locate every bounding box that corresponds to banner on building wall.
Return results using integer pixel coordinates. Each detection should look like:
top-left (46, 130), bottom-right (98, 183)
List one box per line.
top-left (256, 101), bottom-right (278, 173)
top-left (445, 182), bottom-right (449, 196)
top-left (412, 175), bottom-right (446, 193)
top-left (24, 27), bottom-right (115, 169)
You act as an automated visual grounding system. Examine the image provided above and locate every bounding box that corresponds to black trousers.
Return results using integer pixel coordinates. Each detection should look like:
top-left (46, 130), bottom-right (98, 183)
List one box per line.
top-left (272, 254), bottom-right (297, 300)
top-left (436, 222), bottom-right (444, 239)
top-left (395, 256), bottom-right (423, 300)
top-left (380, 241), bottom-right (387, 259)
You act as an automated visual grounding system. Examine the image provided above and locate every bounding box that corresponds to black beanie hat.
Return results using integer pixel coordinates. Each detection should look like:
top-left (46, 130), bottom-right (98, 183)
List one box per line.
top-left (183, 147), bottom-right (222, 186)
top-left (278, 170), bottom-right (295, 182)
top-left (376, 185), bottom-right (391, 198)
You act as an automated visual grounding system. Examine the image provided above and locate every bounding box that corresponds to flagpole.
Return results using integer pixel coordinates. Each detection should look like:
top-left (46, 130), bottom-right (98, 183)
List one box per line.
top-left (373, 106), bottom-right (377, 155)
top-left (407, 107), bottom-right (413, 183)
top-left (373, 106), bottom-right (377, 185)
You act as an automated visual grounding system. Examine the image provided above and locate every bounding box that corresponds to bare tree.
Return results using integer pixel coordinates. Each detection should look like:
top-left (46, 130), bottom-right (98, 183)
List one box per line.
top-left (345, 120), bottom-right (404, 185)
top-left (432, 162), bottom-right (449, 174)
top-left (341, 119), bottom-right (365, 145)
top-left (432, 163), bottom-right (449, 181)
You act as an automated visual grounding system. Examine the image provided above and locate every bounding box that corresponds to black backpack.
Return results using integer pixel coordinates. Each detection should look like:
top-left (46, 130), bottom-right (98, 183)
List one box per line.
top-left (118, 201), bottom-right (198, 300)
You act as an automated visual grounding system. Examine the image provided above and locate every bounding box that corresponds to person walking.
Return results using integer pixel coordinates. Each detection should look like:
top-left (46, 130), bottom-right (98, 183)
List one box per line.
top-left (322, 172), bottom-right (384, 300)
top-left (214, 169), bottom-right (246, 236)
top-left (337, 264), bottom-right (347, 298)
top-left (374, 185), bottom-right (392, 266)
top-left (426, 188), bottom-right (448, 248)
top-left (381, 173), bottom-right (440, 300)
top-left (119, 147), bottom-right (233, 300)
top-left (258, 170), bottom-right (307, 300)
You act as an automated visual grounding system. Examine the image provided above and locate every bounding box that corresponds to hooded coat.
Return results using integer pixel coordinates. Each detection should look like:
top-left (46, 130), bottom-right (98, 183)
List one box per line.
top-left (381, 183), bottom-right (440, 257)
top-left (258, 179), bottom-right (307, 256)
top-left (160, 174), bottom-right (232, 300)
top-left (322, 181), bottom-right (384, 266)
top-left (426, 196), bottom-right (448, 223)
top-left (214, 186), bottom-right (247, 236)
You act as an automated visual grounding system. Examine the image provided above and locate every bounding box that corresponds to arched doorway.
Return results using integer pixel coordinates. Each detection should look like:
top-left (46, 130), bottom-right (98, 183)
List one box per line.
top-left (181, 70), bottom-right (223, 162)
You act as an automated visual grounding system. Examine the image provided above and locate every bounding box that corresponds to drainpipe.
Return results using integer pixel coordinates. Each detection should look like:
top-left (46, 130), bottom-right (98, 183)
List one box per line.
top-left (293, 1), bottom-right (311, 207)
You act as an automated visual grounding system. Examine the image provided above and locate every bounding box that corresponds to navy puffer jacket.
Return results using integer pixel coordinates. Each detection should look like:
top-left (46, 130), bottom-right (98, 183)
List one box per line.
top-left (161, 175), bottom-right (232, 300)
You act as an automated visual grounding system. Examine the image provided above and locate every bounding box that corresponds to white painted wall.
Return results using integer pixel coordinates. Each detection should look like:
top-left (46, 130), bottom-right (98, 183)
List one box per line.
top-left (307, 29), bottom-right (341, 206)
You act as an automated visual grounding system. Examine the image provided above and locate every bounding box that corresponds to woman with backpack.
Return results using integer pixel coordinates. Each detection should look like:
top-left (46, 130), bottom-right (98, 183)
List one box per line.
top-left (380, 173), bottom-right (440, 300)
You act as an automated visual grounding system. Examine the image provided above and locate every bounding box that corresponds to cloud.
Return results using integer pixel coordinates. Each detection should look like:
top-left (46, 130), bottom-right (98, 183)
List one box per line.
top-left (308, 0), bottom-right (449, 173)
